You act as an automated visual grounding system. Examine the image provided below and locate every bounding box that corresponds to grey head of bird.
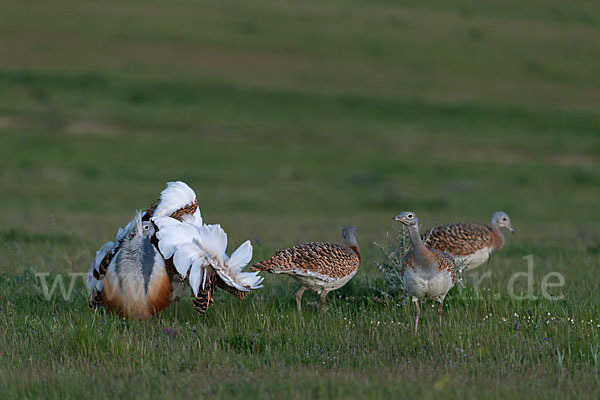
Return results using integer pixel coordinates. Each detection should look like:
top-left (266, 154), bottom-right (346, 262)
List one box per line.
top-left (140, 221), bottom-right (156, 237)
top-left (393, 211), bottom-right (419, 227)
top-left (492, 211), bottom-right (514, 233)
top-left (117, 219), bottom-right (159, 295)
top-left (342, 225), bottom-right (357, 241)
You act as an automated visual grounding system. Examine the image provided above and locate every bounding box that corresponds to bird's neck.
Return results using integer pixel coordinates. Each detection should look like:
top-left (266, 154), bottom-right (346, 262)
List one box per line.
top-left (408, 224), bottom-right (429, 265)
top-left (345, 233), bottom-right (361, 264)
top-left (490, 220), bottom-right (505, 251)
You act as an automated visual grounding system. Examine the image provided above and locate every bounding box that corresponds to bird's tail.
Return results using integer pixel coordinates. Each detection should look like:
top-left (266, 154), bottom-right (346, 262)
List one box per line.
top-left (251, 259), bottom-right (274, 272)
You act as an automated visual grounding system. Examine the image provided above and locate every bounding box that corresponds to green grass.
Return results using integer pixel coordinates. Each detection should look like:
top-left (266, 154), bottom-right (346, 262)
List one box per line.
top-left (1, 0), bottom-right (599, 398)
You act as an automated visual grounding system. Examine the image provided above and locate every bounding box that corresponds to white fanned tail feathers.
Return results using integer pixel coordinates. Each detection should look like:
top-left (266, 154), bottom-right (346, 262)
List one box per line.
top-left (181, 208), bottom-right (203, 226)
top-left (153, 181), bottom-right (197, 217)
top-left (153, 216), bottom-right (263, 296)
top-left (223, 240), bottom-right (261, 289)
top-left (194, 224), bottom-right (263, 291)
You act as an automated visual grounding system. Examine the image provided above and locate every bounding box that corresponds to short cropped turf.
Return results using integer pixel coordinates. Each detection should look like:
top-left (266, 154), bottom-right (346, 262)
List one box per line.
top-left (1, 0), bottom-right (599, 398)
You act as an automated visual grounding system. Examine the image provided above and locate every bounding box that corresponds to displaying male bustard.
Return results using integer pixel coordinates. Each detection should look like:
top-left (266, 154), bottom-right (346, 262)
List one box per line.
top-left (422, 211), bottom-right (514, 270)
top-left (394, 212), bottom-right (456, 334)
top-left (87, 181), bottom-right (263, 319)
top-left (252, 226), bottom-right (361, 316)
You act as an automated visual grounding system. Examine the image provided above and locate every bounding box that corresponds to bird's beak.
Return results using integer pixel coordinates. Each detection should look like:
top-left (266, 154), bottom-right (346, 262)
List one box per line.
top-left (507, 223), bottom-right (515, 233)
top-left (393, 215), bottom-right (401, 221)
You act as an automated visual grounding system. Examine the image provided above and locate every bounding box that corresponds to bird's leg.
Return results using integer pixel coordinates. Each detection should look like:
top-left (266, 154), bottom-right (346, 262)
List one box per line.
top-left (437, 300), bottom-right (444, 330)
top-left (173, 297), bottom-right (180, 321)
top-left (295, 287), bottom-right (307, 313)
top-left (412, 297), bottom-right (420, 335)
top-left (319, 290), bottom-right (329, 318)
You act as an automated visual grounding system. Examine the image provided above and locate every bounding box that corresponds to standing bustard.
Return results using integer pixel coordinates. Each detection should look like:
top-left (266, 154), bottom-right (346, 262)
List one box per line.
top-left (252, 226), bottom-right (361, 316)
top-left (87, 181), bottom-right (263, 319)
top-left (394, 211), bottom-right (456, 334)
top-left (422, 211), bottom-right (514, 270)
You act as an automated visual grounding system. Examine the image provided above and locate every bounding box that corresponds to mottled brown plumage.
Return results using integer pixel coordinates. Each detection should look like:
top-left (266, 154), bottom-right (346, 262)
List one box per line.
top-left (423, 223), bottom-right (499, 256)
top-left (144, 199), bottom-right (198, 223)
top-left (216, 279), bottom-right (250, 300)
top-left (192, 270), bottom-right (218, 314)
top-left (252, 226), bottom-right (360, 315)
top-left (421, 212), bottom-right (514, 270)
top-left (252, 241), bottom-right (360, 279)
top-left (146, 199), bottom-right (199, 222)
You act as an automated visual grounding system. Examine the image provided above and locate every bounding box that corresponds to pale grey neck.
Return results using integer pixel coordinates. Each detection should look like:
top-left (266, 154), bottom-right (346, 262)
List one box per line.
top-left (345, 232), bottom-right (359, 249)
top-left (408, 224), bottom-right (425, 252)
top-left (408, 224), bottom-right (434, 270)
top-left (490, 219), bottom-right (505, 252)
top-left (345, 232), bottom-right (361, 263)
top-left (408, 225), bottom-right (429, 270)
top-left (491, 219), bottom-right (504, 237)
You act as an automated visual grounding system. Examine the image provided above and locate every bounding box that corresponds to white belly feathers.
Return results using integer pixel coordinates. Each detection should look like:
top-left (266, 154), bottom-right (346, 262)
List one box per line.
top-left (456, 247), bottom-right (492, 270)
top-left (403, 267), bottom-right (454, 301)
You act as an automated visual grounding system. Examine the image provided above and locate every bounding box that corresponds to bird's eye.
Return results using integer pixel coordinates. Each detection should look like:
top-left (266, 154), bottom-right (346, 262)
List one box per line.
top-left (502, 217), bottom-right (507, 221)
top-left (143, 225), bottom-right (150, 230)
top-left (408, 214), bottom-right (413, 219)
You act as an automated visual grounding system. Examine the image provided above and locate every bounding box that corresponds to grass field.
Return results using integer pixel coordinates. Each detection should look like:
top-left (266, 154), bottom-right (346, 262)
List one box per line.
top-left (1, 0), bottom-right (599, 398)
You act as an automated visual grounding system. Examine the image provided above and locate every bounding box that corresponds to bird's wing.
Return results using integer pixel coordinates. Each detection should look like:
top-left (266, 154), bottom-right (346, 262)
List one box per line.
top-left (152, 181), bottom-right (198, 219)
top-left (252, 242), bottom-right (360, 279)
top-left (87, 241), bottom-right (114, 308)
top-left (87, 241), bottom-right (113, 292)
top-left (216, 278), bottom-right (250, 300)
top-left (430, 248), bottom-right (457, 284)
top-left (401, 248), bottom-right (415, 276)
top-left (88, 212), bottom-right (145, 307)
top-left (423, 222), bottom-right (493, 256)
